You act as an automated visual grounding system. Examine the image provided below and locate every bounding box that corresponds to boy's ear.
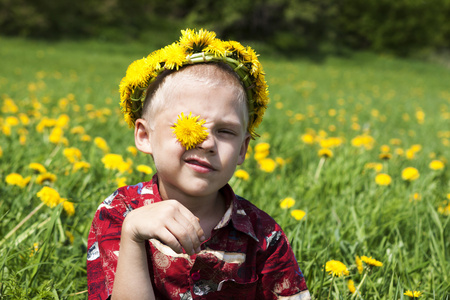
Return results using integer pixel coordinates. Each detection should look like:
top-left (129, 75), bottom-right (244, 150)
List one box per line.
top-left (135, 118), bottom-right (153, 154)
top-left (237, 133), bottom-right (251, 165)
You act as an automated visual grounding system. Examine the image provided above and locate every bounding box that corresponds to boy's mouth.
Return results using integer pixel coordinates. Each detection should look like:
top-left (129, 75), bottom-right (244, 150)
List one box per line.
top-left (185, 158), bottom-right (216, 173)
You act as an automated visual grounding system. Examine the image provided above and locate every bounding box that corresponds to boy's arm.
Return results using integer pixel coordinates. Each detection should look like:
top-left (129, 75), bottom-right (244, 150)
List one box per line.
top-left (111, 232), bottom-right (154, 300)
top-left (112, 200), bottom-right (205, 299)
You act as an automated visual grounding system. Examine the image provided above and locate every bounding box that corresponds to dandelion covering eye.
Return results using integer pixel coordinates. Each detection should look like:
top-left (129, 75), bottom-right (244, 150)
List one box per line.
top-left (171, 112), bottom-right (209, 150)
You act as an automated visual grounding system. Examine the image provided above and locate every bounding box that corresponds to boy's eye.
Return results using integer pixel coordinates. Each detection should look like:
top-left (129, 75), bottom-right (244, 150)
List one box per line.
top-left (218, 129), bottom-right (236, 136)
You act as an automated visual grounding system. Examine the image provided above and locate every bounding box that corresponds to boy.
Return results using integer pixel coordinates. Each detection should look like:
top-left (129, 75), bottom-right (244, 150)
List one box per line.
top-left (87, 29), bottom-right (310, 300)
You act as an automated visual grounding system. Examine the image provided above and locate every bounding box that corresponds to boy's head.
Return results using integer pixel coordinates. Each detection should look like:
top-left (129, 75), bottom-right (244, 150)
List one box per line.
top-left (119, 28), bottom-right (269, 139)
top-left (119, 29), bottom-right (269, 199)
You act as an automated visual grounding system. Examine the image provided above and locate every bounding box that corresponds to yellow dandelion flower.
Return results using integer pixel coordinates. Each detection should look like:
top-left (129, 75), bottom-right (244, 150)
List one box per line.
top-left (234, 169), bottom-right (249, 181)
top-left (94, 137), bottom-right (110, 153)
top-left (171, 112), bottom-right (209, 150)
top-left (62, 199), bottom-right (75, 216)
top-left (161, 43), bottom-right (187, 70)
top-left (65, 230), bottom-right (74, 244)
top-left (429, 160), bottom-right (444, 170)
top-left (380, 145), bottom-right (390, 153)
top-left (19, 134), bottom-right (26, 145)
top-left (438, 201), bottom-right (450, 216)
top-left (73, 161), bottom-right (91, 173)
top-left (30, 242), bottom-right (39, 257)
top-left (37, 186), bottom-right (62, 208)
top-left (404, 290), bottom-right (422, 298)
top-left (5, 116), bottom-right (19, 126)
top-left (70, 126), bottom-right (85, 135)
top-left (409, 192), bottom-right (421, 202)
top-left (56, 114), bottom-right (70, 128)
top-left (204, 39), bottom-right (227, 57)
top-left (347, 279), bottom-right (356, 294)
top-left (356, 256), bottom-right (364, 274)
top-left (254, 142), bottom-right (270, 153)
top-left (49, 127), bottom-right (64, 144)
top-left (364, 162), bottom-right (383, 173)
top-left (253, 148), bottom-right (270, 161)
top-left (5, 173), bottom-right (31, 188)
top-left (136, 164), bottom-right (153, 174)
top-left (18, 113), bottom-right (29, 125)
top-left (280, 197), bottom-right (295, 209)
top-left (123, 57), bottom-right (153, 89)
top-left (318, 148), bottom-right (333, 158)
top-left (402, 167), bottom-right (420, 181)
top-left (351, 135), bottom-right (375, 149)
top-left (127, 146), bottom-right (138, 156)
top-left (0, 145), bottom-right (3, 157)
top-left (180, 28), bottom-right (216, 52)
top-left (102, 153), bottom-right (126, 170)
top-left (406, 149), bottom-right (416, 160)
top-left (300, 133), bottom-right (315, 145)
top-left (81, 134), bottom-right (92, 142)
top-left (291, 209), bottom-right (306, 221)
top-left (320, 137), bottom-right (343, 148)
top-left (361, 255), bottom-right (383, 267)
top-left (2, 97), bottom-right (19, 113)
top-left (410, 144), bottom-right (422, 153)
top-left (63, 147), bottom-right (82, 163)
top-left (116, 177), bottom-right (127, 188)
top-left (29, 162), bottom-right (47, 174)
top-left (379, 152), bottom-right (392, 160)
top-left (2, 124), bottom-right (11, 136)
top-left (390, 138), bottom-right (402, 145)
top-left (375, 173), bottom-right (391, 186)
top-left (275, 157), bottom-right (286, 166)
top-left (36, 172), bottom-right (57, 184)
top-left (325, 260), bottom-right (349, 277)
top-left (258, 158), bottom-right (276, 173)
top-left (254, 150), bottom-right (269, 161)
top-left (395, 148), bottom-right (405, 156)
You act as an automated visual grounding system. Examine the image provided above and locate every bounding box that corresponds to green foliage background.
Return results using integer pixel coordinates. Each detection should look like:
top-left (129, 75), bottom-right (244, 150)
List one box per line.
top-left (1, 0), bottom-right (450, 55)
top-left (1, 32), bottom-right (449, 298)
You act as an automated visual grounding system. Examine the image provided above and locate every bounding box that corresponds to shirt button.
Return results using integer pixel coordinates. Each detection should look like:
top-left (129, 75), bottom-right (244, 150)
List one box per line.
top-left (191, 271), bottom-right (201, 281)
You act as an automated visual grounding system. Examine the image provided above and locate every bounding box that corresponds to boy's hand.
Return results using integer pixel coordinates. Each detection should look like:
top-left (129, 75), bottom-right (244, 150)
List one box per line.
top-left (122, 200), bottom-right (205, 255)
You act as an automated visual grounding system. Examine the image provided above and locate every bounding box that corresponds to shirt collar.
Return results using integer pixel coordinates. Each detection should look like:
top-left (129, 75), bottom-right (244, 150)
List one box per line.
top-left (214, 184), bottom-right (259, 242)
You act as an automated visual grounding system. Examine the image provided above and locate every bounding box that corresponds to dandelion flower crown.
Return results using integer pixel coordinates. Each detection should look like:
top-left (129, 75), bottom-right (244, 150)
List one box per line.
top-left (119, 28), bottom-right (269, 138)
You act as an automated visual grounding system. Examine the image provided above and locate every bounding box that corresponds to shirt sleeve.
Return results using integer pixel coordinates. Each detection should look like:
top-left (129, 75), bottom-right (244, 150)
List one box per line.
top-left (257, 229), bottom-right (310, 300)
top-left (87, 190), bottom-right (131, 300)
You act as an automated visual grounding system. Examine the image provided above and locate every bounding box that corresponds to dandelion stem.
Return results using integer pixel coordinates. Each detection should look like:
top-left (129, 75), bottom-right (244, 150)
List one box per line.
top-left (315, 157), bottom-right (326, 181)
top-left (44, 144), bottom-right (62, 166)
top-left (327, 276), bottom-right (335, 300)
top-left (0, 202), bottom-right (45, 247)
top-left (351, 272), bottom-right (368, 300)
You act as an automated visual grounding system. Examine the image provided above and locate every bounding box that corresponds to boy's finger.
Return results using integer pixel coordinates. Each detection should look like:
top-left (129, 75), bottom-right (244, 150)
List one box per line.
top-left (177, 206), bottom-right (205, 240)
top-left (168, 216), bottom-right (202, 255)
top-left (161, 216), bottom-right (197, 255)
top-left (155, 227), bottom-right (183, 254)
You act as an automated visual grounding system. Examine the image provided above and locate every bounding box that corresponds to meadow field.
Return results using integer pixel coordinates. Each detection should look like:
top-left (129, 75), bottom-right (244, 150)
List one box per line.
top-left (1, 35), bottom-right (449, 299)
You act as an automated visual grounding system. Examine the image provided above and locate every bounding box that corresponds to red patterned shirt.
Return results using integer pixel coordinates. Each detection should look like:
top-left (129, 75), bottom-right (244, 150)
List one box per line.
top-left (87, 175), bottom-right (310, 299)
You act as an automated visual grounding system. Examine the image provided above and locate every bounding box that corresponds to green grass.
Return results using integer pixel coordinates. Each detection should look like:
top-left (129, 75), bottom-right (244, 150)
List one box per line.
top-left (0, 35), bottom-right (449, 299)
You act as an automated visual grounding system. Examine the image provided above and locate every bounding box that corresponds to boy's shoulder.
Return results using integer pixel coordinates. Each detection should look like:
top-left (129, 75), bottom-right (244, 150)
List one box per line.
top-left (96, 181), bottom-right (159, 215)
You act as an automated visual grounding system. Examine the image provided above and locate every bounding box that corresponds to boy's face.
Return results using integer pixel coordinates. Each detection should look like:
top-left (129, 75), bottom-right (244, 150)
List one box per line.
top-left (135, 78), bottom-right (250, 201)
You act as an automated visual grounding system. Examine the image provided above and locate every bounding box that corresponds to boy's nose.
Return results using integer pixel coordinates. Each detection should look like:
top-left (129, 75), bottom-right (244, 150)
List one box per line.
top-left (196, 133), bottom-right (216, 152)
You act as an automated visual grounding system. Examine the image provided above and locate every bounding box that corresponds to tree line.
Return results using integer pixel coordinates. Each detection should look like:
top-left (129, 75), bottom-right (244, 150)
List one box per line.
top-left (1, 0), bottom-right (449, 55)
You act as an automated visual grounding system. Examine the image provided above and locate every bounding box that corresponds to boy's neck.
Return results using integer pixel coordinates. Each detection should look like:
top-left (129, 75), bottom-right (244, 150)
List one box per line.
top-left (158, 183), bottom-right (227, 224)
